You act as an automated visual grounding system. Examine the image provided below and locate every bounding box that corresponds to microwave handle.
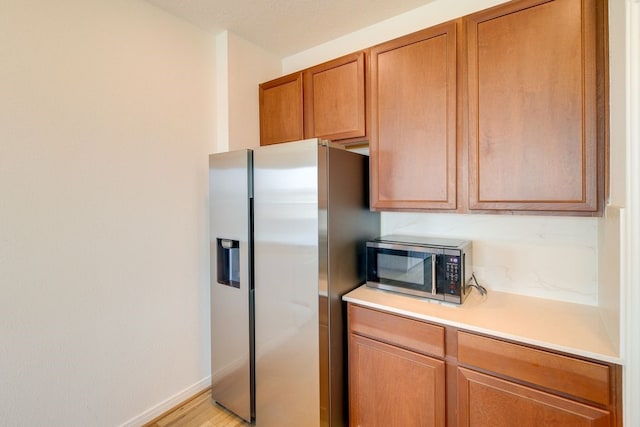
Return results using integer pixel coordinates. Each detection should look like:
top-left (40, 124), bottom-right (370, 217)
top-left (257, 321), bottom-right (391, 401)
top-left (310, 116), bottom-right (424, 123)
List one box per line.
top-left (431, 255), bottom-right (437, 296)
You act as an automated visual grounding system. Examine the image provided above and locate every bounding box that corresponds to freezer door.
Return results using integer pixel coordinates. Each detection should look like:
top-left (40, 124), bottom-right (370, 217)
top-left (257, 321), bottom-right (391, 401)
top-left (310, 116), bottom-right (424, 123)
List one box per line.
top-left (253, 139), bottom-right (321, 427)
top-left (209, 149), bottom-right (253, 423)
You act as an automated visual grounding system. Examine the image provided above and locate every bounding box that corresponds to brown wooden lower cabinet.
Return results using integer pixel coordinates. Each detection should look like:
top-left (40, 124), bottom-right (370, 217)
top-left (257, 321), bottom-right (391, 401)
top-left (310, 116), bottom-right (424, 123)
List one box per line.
top-left (349, 334), bottom-right (446, 427)
top-left (458, 367), bottom-right (611, 427)
top-left (347, 303), bottom-right (622, 427)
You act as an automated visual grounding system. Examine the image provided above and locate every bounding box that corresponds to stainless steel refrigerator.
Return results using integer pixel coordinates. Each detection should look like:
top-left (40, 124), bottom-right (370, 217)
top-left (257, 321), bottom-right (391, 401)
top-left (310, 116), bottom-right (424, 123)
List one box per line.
top-left (209, 139), bottom-right (380, 426)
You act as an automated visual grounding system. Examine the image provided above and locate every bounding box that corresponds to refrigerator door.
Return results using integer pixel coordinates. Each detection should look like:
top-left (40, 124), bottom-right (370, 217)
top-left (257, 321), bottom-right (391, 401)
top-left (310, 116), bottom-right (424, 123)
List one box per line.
top-left (253, 139), bottom-right (321, 427)
top-left (209, 150), bottom-right (253, 423)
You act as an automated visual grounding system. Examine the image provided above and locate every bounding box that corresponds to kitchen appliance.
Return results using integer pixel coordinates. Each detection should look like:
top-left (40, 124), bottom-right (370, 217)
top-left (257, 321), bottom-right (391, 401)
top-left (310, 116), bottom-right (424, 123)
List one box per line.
top-left (365, 235), bottom-right (472, 304)
top-left (209, 139), bottom-right (380, 426)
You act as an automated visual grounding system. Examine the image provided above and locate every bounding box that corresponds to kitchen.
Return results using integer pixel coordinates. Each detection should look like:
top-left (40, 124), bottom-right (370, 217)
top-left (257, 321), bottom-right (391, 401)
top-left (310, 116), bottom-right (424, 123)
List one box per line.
top-left (0, 0), bottom-right (637, 426)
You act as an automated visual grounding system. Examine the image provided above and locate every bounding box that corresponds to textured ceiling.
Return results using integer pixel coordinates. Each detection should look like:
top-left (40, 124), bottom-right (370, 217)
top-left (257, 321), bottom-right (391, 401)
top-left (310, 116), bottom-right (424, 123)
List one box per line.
top-left (144, 0), bottom-right (435, 56)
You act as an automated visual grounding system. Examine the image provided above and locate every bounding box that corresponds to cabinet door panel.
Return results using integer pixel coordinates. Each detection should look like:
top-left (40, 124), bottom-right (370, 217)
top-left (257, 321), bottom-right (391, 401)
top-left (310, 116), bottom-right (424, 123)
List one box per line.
top-left (259, 73), bottom-right (304, 146)
top-left (370, 22), bottom-right (457, 210)
top-left (304, 51), bottom-right (366, 141)
top-left (458, 367), bottom-right (611, 427)
top-left (467, 0), bottom-right (600, 212)
top-left (349, 334), bottom-right (445, 427)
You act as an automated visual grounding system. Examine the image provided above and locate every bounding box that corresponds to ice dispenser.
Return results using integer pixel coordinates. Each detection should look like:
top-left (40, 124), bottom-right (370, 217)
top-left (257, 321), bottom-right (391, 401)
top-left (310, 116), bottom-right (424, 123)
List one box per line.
top-left (217, 238), bottom-right (240, 288)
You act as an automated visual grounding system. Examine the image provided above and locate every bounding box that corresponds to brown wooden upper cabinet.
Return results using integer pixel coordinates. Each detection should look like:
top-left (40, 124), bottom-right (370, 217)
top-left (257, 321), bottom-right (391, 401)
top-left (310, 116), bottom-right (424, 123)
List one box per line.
top-left (258, 0), bottom-right (607, 215)
top-left (369, 22), bottom-right (458, 211)
top-left (259, 72), bottom-right (304, 146)
top-left (466, 0), bottom-right (605, 213)
top-left (368, 0), bottom-right (606, 215)
top-left (304, 51), bottom-right (366, 142)
top-left (259, 51), bottom-right (367, 146)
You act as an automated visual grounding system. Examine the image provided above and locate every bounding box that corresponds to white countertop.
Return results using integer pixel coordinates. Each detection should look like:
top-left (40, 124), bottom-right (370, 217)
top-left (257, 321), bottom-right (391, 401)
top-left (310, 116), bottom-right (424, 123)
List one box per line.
top-left (343, 285), bottom-right (621, 365)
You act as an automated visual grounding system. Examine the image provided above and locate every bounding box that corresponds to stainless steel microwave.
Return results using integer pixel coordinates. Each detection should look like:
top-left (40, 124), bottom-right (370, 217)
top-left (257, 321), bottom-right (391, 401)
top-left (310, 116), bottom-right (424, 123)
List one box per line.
top-left (365, 235), bottom-right (472, 304)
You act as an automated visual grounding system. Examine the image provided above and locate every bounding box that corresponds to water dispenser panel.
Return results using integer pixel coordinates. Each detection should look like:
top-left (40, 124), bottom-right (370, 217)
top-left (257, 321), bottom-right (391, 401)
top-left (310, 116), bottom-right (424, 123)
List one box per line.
top-left (217, 238), bottom-right (240, 288)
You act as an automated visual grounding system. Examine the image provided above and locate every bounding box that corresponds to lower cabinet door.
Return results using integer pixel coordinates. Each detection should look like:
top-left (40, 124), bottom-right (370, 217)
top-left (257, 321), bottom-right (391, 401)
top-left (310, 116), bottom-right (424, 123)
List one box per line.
top-left (457, 367), bottom-right (611, 427)
top-left (349, 334), bottom-right (446, 427)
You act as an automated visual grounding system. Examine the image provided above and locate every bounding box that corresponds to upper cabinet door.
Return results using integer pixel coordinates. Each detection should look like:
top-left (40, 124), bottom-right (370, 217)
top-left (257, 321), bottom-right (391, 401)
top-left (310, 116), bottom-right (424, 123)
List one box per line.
top-left (369, 22), bottom-right (458, 211)
top-left (466, 0), bottom-right (604, 213)
top-left (259, 72), bottom-right (304, 146)
top-left (304, 51), bottom-right (366, 142)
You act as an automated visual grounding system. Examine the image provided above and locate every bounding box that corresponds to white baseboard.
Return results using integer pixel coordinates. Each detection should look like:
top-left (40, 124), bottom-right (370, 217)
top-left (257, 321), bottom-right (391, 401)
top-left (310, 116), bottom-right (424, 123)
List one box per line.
top-left (118, 376), bottom-right (212, 427)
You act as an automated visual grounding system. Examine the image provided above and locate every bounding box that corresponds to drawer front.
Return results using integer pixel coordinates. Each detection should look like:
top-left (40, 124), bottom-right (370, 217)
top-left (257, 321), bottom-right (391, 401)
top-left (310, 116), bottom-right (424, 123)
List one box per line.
top-left (457, 331), bottom-right (611, 405)
top-left (348, 304), bottom-right (445, 358)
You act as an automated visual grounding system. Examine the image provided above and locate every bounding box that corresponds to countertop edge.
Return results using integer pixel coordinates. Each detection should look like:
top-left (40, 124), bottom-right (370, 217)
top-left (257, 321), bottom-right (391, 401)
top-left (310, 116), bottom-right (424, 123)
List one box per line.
top-left (343, 286), bottom-right (623, 365)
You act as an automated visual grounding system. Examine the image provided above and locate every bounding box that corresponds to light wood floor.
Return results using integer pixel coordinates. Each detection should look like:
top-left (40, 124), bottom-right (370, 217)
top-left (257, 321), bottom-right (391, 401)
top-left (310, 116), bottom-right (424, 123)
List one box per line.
top-left (144, 388), bottom-right (251, 427)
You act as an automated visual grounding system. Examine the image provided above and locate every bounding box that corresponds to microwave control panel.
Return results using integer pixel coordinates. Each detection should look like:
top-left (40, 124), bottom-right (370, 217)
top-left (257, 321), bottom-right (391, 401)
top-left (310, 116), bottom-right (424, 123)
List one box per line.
top-left (444, 255), bottom-right (461, 293)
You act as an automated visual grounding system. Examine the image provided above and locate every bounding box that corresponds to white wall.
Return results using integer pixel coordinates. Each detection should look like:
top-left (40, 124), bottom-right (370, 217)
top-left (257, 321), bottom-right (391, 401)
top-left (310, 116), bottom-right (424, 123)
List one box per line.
top-left (0, 0), bottom-right (216, 425)
top-left (622, 1), bottom-right (640, 424)
top-left (213, 31), bottom-right (281, 153)
top-left (227, 33), bottom-right (282, 150)
top-left (609, 0), bottom-right (628, 207)
top-left (597, 0), bottom-right (629, 368)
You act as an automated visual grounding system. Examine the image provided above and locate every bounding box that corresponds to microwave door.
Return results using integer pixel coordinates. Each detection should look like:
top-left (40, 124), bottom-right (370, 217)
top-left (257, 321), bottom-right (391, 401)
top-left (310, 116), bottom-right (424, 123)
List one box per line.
top-left (371, 248), bottom-right (437, 297)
